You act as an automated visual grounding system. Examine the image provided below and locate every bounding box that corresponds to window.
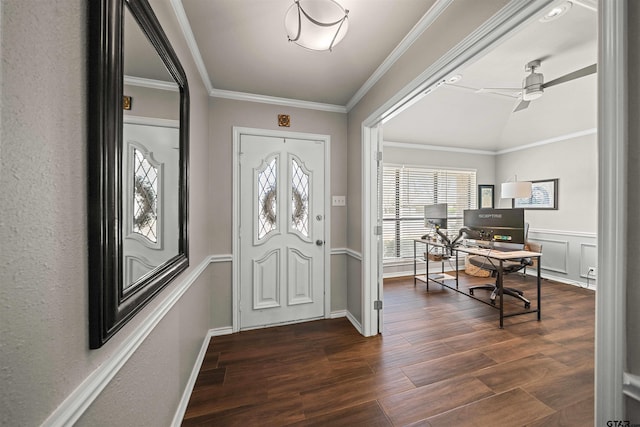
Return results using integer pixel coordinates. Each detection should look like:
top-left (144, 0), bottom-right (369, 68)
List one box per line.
top-left (383, 165), bottom-right (476, 260)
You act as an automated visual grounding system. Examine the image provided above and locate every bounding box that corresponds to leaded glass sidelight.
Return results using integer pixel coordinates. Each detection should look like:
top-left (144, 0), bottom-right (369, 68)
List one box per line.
top-left (258, 157), bottom-right (278, 240)
top-left (132, 147), bottom-right (158, 242)
top-left (291, 158), bottom-right (309, 237)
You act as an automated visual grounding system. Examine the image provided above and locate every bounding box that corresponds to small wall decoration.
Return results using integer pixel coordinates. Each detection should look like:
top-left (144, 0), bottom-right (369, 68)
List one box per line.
top-left (278, 114), bottom-right (290, 127)
top-left (123, 95), bottom-right (132, 110)
top-left (478, 184), bottom-right (494, 209)
top-left (513, 178), bottom-right (559, 210)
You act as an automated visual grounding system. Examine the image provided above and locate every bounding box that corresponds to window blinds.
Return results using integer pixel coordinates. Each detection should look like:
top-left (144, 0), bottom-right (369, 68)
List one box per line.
top-left (382, 165), bottom-right (477, 260)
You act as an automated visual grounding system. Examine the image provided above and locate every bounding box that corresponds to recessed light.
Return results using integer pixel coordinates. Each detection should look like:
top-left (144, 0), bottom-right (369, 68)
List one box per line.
top-left (447, 74), bottom-right (463, 84)
top-left (540, 1), bottom-right (572, 22)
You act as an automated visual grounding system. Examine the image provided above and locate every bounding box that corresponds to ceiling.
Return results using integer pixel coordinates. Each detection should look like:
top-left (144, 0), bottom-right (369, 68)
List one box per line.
top-left (383, 0), bottom-right (598, 152)
top-left (128, 1), bottom-right (598, 152)
top-left (177, 0), bottom-right (438, 106)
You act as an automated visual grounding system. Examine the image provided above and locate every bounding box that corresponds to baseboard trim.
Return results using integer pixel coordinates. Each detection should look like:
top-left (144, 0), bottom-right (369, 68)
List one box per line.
top-left (171, 329), bottom-right (216, 426)
top-left (526, 270), bottom-right (596, 291)
top-left (330, 310), bottom-right (347, 319)
top-left (346, 310), bottom-right (363, 334)
top-left (42, 255), bottom-right (217, 427)
top-left (210, 326), bottom-right (234, 336)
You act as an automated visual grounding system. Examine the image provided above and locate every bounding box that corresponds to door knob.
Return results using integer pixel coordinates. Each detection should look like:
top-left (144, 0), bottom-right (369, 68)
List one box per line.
top-left (316, 240), bottom-right (324, 246)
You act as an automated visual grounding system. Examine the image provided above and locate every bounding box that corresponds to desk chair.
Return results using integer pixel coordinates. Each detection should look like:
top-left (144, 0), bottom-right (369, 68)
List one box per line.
top-left (467, 242), bottom-right (542, 309)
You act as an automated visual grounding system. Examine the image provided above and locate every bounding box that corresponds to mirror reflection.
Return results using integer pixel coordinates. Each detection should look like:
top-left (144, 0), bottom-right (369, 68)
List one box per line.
top-left (123, 4), bottom-right (181, 289)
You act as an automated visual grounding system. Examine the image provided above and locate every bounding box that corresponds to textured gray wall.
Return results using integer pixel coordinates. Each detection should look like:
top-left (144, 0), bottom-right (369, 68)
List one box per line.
top-left (0, 0), bottom-right (213, 425)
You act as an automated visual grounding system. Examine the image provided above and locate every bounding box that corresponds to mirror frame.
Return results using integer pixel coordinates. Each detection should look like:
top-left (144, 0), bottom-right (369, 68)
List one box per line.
top-left (87, 0), bottom-right (189, 349)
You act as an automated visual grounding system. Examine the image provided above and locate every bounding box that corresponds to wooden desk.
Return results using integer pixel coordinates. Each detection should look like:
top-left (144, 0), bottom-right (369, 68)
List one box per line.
top-left (413, 239), bottom-right (542, 328)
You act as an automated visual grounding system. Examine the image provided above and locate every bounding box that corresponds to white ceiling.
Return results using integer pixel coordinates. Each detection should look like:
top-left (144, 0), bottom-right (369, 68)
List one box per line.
top-left (130, 1), bottom-right (597, 151)
top-left (178, 0), bottom-right (438, 106)
top-left (383, 0), bottom-right (598, 151)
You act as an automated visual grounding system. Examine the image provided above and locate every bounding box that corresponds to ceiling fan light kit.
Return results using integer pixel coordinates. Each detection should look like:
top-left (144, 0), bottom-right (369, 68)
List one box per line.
top-left (522, 60), bottom-right (544, 100)
top-left (284, 0), bottom-right (349, 52)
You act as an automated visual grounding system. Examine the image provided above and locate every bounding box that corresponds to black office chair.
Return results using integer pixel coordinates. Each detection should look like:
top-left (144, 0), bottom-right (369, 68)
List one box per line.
top-left (467, 241), bottom-right (542, 309)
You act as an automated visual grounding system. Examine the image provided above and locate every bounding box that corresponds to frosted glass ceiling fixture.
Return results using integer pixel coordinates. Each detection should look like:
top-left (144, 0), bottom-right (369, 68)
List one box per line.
top-left (285, 0), bottom-right (349, 52)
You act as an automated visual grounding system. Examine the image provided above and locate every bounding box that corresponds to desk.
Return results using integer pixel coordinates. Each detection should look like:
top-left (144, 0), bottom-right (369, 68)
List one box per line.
top-left (413, 239), bottom-right (542, 328)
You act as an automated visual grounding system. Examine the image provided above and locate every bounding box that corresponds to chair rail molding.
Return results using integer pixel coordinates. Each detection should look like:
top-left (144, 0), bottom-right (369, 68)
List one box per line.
top-left (41, 254), bottom-right (228, 427)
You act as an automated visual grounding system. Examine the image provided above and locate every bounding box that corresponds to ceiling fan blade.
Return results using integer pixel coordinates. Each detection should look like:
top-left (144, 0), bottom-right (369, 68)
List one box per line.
top-left (477, 87), bottom-right (520, 93)
top-left (513, 99), bottom-right (530, 112)
top-left (477, 87), bottom-right (522, 99)
top-left (543, 63), bottom-right (597, 89)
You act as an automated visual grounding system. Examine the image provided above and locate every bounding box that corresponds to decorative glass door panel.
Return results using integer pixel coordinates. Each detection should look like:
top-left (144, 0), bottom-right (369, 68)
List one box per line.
top-left (256, 156), bottom-right (279, 242)
top-left (290, 154), bottom-right (312, 242)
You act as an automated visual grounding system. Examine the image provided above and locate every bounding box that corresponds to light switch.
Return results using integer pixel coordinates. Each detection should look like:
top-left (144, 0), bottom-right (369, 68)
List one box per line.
top-left (332, 195), bottom-right (346, 206)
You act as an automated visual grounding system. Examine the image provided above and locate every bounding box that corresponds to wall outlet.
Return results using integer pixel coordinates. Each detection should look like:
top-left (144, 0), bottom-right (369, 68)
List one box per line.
top-left (587, 266), bottom-right (597, 277)
top-left (332, 195), bottom-right (346, 206)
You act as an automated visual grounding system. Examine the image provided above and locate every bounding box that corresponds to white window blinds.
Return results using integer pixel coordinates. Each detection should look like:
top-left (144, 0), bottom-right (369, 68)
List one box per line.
top-left (383, 165), bottom-right (477, 260)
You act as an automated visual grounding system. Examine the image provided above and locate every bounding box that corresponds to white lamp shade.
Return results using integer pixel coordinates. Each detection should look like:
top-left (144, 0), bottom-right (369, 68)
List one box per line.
top-left (501, 181), bottom-right (532, 199)
top-left (285, 0), bottom-right (349, 51)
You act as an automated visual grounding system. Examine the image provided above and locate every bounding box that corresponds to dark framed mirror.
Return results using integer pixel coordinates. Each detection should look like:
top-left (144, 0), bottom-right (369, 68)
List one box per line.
top-left (88, 0), bottom-right (189, 349)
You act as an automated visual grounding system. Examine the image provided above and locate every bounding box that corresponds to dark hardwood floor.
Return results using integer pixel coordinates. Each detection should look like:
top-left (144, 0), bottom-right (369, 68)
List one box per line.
top-left (182, 272), bottom-right (595, 426)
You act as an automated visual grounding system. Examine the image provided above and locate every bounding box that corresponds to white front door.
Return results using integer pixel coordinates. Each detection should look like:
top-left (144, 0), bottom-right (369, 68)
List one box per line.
top-left (239, 134), bottom-right (325, 329)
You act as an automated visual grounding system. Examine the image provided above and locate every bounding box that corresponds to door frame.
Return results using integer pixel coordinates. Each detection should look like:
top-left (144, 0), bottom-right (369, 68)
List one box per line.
top-left (232, 126), bottom-right (331, 332)
top-left (361, 0), bottom-right (626, 422)
top-left (361, 0), bottom-right (558, 337)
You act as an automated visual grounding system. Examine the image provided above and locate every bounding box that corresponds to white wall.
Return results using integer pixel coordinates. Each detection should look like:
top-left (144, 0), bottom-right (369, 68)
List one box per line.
top-left (496, 133), bottom-right (597, 286)
top-left (380, 135), bottom-right (598, 286)
top-left (495, 133), bottom-right (597, 232)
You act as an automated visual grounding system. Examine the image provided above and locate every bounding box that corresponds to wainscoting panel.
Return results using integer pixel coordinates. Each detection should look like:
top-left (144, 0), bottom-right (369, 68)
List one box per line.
top-left (382, 230), bottom-right (597, 290)
top-left (527, 237), bottom-right (569, 274)
top-left (580, 243), bottom-right (597, 278)
top-left (528, 229), bottom-right (597, 289)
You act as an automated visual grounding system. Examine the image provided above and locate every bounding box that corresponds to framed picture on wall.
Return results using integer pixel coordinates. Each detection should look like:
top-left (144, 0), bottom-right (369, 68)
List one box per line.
top-left (513, 178), bottom-right (559, 210)
top-left (478, 184), bottom-right (494, 209)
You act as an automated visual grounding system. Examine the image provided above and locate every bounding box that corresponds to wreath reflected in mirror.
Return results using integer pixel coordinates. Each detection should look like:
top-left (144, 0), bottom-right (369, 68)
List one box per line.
top-left (261, 186), bottom-right (277, 226)
top-left (134, 175), bottom-right (157, 231)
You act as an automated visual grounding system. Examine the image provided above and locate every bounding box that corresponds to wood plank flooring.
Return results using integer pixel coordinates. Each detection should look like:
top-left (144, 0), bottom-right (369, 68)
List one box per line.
top-left (182, 273), bottom-right (595, 426)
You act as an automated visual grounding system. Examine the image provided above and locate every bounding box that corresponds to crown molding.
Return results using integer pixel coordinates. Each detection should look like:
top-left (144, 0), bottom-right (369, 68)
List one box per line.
top-left (210, 88), bottom-right (348, 113)
top-left (170, 0), bottom-right (214, 93)
top-left (383, 140), bottom-right (495, 155)
top-left (124, 75), bottom-right (179, 91)
top-left (384, 127), bottom-right (597, 155)
top-left (345, 0), bottom-right (454, 111)
top-left (572, 0), bottom-right (598, 12)
top-left (171, 0), bottom-right (454, 114)
top-left (123, 115), bottom-right (179, 128)
top-left (495, 128), bottom-right (597, 154)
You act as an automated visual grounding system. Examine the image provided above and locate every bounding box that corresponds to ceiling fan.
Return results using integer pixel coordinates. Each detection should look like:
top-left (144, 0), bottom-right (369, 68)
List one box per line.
top-left (479, 59), bottom-right (597, 112)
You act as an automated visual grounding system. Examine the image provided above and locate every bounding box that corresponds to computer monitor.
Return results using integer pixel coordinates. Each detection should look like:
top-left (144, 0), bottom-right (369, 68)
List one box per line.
top-left (424, 203), bottom-right (448, 230)
top-left (463, 208), bottom-right (525, 245)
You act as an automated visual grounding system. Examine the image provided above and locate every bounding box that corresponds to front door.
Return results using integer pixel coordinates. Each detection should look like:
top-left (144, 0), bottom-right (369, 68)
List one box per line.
top-left (239, 134), bottom-right (325, 329)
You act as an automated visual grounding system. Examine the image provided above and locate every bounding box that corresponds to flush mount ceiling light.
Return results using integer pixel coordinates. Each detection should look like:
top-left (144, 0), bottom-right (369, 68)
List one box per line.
top-left (285, 0), bottom-right (349, 51)
top-left (447, 74), bottom-right (463, 84)
top-left (539, 1), bottom-right (572, 22)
